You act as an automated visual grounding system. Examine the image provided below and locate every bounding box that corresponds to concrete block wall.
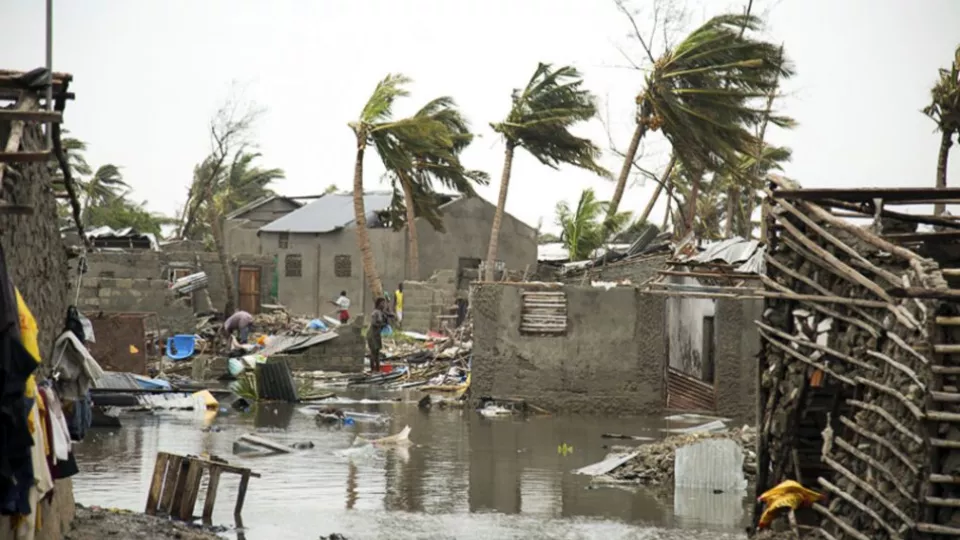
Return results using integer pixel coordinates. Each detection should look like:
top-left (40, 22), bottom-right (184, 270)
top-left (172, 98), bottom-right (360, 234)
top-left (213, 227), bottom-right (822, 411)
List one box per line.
top-left (77, 276), bottom-right (194, 334)
top-left (275, 323), bottom-right (365, 373)
top-left (79, 250), bottom-right (276, 317)
top-left (402, 270), bottom-right (456, 332)
top-left (563, 253), bottom-right (669, 285)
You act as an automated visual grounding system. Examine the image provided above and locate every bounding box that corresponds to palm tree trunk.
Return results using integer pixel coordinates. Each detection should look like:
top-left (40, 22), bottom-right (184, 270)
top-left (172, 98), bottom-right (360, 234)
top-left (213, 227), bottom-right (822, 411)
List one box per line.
top-left (352, 137), bottom-right (384, 299)
top-left (637, 155), bottom-right (677, 225)
top-left (661, 182), bottom-right (673, 231)
top-left (724, 188), bottom-right (736, 237)
top-left (935, 130), bottom-right (953, 216)
top-left (399, 172), bottom-right (420, 279)
top-left (484, 143), bottom-right (515, 281)
top-left (606, 123), bottom-right (646, 227)
top-left (686, 172), bottom-right (701, 234)
top-left (209, 207), bottom-right (236, 314)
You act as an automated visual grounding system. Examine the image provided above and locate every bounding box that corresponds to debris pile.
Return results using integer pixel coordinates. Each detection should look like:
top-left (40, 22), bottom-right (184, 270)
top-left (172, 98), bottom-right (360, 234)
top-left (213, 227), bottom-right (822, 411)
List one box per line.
top-left (606, 425), bottom-right (757, 487)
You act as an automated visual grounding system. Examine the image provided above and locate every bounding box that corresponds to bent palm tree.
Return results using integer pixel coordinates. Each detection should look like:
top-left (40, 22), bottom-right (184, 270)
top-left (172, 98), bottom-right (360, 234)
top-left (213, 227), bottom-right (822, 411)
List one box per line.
top-left (606, 13), bottom-right (794, 230)
top-left (923, 46), bottom-right (960, 216)
top-left (387, 97), bottom-right (488, 279)
top-left (81, 164), bottom-right (129, 212)
top-left (349, 74), bottom-right (456, 298)
top-left (484, 63), bottom-right (609, 280)
top-left (556, 188), bottom-right (631, 261)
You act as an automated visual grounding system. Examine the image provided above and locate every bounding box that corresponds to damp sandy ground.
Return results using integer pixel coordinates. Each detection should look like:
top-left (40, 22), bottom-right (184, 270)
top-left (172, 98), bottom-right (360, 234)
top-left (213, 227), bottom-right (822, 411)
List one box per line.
top-left (65, 505), bottom-right (222, 540)
top-left (71, 388), bottom-right (752, 539)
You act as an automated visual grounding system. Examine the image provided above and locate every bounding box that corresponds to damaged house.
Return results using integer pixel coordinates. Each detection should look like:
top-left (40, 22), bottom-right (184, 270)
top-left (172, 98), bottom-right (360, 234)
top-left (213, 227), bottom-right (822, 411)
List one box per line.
top-left (246, 191), bottom-right (538, 317)
top-left (754, 177), bottom-right (960, 538)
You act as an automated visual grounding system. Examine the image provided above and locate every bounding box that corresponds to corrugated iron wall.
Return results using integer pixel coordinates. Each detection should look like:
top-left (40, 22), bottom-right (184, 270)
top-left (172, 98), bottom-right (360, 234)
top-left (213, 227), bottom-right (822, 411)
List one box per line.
top-left (667, 367), bottom-right (716, 412)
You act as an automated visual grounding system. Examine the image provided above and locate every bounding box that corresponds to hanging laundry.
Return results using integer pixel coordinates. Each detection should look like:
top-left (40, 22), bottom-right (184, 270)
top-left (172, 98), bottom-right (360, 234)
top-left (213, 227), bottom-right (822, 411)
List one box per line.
top-left (65, 392), bottom-right (93, 442)
top-left (38, 386), bottom-right (70, 462)
top-left (51, 331), bottom-right (103, 401)
top-left (64, 306), bottom-right (86, 343)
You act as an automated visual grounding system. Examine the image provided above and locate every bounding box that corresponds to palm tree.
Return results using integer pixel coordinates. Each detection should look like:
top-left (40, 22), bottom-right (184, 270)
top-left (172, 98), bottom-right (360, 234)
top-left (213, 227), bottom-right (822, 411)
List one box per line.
top-left (349, 74), bottom-right (456, 298)
top-left (606, 13), bottom-right (793, 230)
top-left (386, 97), bottom-right (489, 279)
top-left (924, 46), bottom-right (960, 216)
top-left (556, 188), bottom-right (631, 261)
top-left (190, 152), bottom-right (285, 313)
top-left (80, 164), bottom-right (129, 212)
top-left (484, 63), bottom-right (609, 280)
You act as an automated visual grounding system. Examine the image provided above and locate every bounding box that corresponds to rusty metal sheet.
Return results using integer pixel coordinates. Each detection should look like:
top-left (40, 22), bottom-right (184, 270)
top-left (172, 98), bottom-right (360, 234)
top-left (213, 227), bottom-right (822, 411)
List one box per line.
top-left (86, 313), bottom-right (148, 374)
top-left (667, 367), bottom-right (716, 412)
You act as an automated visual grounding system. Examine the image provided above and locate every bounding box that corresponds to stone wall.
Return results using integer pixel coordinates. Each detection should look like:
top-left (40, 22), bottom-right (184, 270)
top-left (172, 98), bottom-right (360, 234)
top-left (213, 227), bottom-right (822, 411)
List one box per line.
top-left (471, 283), bottom-right (666, 415)
top-left (713, 297), bottom-right (763, 422)
top-left (0, 121), bottom-right (75, 538)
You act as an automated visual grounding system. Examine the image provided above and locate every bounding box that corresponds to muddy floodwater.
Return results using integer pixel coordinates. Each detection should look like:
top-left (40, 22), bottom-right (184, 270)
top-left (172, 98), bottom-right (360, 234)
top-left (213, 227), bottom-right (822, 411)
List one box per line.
top-left (72, 388), bottom-right (750, 539)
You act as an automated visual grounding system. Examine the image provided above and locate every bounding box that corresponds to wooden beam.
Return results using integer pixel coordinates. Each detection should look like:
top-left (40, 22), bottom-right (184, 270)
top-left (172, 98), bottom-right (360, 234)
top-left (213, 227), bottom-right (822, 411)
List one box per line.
top-left (0, 151), bottom-right (52, 163)
top-left (0, 109), bottom-right (61, 123)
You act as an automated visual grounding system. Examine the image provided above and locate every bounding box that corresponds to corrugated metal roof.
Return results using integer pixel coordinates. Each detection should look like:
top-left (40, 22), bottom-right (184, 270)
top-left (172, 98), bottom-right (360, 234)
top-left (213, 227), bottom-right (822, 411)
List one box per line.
top-left (260, 192), bottom-right (393, 233)
top-left (93, 371), bottom-right (141, 390)
top-left (226, 195), bottom-right (302, 220)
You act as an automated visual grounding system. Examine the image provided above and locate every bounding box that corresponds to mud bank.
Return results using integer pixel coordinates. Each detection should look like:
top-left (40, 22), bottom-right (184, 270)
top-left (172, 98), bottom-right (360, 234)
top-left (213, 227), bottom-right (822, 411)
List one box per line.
top-left (64, 505), bottom-right (223, 540)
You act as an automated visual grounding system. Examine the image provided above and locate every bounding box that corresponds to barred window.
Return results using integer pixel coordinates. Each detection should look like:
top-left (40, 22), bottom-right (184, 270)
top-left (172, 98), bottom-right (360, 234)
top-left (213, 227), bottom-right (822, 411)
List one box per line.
top-left (278, 232), bottom-right (289, 249)
top-left (334, 255), bottom-right (351, 277)
top-left (285, 254), bottom-right (302, 278)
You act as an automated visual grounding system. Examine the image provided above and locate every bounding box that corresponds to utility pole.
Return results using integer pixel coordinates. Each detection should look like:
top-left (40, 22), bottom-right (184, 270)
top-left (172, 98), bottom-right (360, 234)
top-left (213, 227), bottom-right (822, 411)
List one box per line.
top-left (45, 0), bottom-right (53, 146)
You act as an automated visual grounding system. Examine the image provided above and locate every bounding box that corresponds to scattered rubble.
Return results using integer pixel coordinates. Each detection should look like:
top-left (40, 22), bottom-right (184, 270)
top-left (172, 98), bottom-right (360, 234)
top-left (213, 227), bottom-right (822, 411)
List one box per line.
top-left (604, 425), bottom-right (757, 487)
top-left (65, 505), bottom-right (224, 540)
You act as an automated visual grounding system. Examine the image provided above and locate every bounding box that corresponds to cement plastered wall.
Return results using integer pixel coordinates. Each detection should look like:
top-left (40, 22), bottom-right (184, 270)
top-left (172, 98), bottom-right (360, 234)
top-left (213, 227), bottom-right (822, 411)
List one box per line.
top-left (666, 276), bottom-right (716, 377)
top-left (257, 196), bottom-right (537, 319)
top-left (416, 197), bottom-right (538, 281)
top-left (0, 122), bottom-right (74, 538)
top-left (225, 197), bottom-right (300, 256)
top-left (262, 227), bottom-right (407, 317)
top-left (472, 283), bottom-right (665, 415)
top-left (713, 297), bottom-right (762, 423)
top-left (77, 276), bottom-right (194, 334)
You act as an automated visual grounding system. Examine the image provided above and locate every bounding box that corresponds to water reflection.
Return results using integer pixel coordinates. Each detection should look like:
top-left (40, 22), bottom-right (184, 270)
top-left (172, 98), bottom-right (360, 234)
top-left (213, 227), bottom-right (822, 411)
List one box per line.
top-left (72, 390), bottom-right (749, 539)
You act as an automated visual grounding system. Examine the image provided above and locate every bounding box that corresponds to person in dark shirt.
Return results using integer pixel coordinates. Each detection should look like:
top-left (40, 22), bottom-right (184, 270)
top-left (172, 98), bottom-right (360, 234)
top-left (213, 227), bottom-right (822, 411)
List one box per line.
top-left (367, 297), bottom-right (392, 373)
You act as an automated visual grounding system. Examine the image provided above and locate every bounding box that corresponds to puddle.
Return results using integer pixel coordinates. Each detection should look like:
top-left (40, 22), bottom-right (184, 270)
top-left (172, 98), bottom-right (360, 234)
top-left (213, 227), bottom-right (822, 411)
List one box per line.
top-left (72, 389), bottom-right (750, 539)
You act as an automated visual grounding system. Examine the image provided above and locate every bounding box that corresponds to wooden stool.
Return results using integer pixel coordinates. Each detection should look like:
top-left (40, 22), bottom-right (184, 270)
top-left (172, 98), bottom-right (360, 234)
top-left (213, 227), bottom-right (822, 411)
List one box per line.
top-left (145, 451), bottom-right (261, 525)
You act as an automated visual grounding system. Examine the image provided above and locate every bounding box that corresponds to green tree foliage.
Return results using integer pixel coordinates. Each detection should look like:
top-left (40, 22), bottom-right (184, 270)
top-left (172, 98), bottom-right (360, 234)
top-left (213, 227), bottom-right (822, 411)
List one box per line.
top-left (923, 45), bottom-right (960, 215)
top-left (485, 63), bottom-right (609, 278)
top-left (555, 188), bottom-right (631, 261)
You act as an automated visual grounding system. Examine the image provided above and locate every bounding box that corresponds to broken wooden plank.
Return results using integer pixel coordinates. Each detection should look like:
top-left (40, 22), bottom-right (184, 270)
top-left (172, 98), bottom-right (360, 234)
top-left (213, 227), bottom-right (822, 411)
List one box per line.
top-left (0, 151), bottom-right (51, 163)
top-left (238, 433), bottom-right (293, 454)
top-left (202, 467), bottom-right (221, 525)
top-left (0, 109), bottom-right (61, 123)
top-left (145, 452), bottom-right (169, 515)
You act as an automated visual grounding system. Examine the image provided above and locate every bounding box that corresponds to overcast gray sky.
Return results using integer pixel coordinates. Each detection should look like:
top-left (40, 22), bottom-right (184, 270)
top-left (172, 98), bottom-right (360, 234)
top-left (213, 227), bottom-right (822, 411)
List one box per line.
top-left (3, 0), bottom-right (959, 233)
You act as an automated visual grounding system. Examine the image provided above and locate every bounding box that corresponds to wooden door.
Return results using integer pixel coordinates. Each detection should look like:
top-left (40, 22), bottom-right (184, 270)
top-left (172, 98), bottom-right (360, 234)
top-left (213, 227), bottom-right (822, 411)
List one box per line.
top-left (238, 266), bottom-right (261, 314)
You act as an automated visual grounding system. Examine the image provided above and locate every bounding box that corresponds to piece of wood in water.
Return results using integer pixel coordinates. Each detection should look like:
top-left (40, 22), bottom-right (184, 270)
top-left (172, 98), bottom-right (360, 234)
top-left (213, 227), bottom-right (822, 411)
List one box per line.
top-left (237, 433), bottom-right (293, 454)
top-left (601, 433), bottom-right (654, 441)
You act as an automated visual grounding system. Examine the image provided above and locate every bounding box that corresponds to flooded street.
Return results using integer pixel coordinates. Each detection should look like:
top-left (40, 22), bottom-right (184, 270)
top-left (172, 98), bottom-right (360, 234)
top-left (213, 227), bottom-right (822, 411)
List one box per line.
top-left (72, 389), bottom-right (749, 540)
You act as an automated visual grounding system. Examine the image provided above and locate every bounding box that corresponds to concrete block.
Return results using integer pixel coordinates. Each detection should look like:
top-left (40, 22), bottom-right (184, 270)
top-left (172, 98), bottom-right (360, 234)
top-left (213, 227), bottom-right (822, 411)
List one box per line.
top-left (115, 278), bottom-right (134, 289)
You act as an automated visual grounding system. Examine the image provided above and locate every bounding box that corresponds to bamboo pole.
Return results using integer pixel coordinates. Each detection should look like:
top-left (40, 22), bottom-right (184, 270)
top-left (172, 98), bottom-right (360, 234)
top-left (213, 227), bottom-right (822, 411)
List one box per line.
top-left (838, 415), bottom-right (919, 475)
top-left (833, 436), bottom-right (917, 503)
top-left (816, 476), bottom-right (904, 540)
top-left (822, 454), bottom-right (916, 528)
top-left (846, 399), bottom-right (924, 446)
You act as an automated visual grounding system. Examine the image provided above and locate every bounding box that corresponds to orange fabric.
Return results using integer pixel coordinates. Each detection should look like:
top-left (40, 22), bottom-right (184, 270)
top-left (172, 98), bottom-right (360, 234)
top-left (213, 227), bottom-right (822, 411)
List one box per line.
top-left (810, 369), bottom-right (824, 387)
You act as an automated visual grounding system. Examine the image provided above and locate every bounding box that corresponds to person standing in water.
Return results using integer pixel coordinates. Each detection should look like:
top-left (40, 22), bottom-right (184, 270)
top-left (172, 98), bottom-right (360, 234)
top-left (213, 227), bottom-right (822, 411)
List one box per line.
top-left (332, 291), bottom-right (350, 324)
top-left (367, 297), bottom-right (392, 372)
top-left (394, 283), bottom-right (404, 326)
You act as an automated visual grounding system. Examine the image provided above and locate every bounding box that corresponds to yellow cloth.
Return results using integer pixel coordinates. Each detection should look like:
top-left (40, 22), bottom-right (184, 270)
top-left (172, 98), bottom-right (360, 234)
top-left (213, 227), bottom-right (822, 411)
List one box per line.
top-left (395, 291), bottom-right (403, 311)
top-left (757, 480), bottom-right (823, 528)
top-left (17, 289), bottom-right (41, 434)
